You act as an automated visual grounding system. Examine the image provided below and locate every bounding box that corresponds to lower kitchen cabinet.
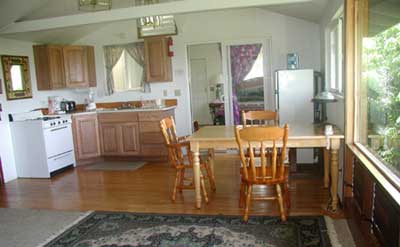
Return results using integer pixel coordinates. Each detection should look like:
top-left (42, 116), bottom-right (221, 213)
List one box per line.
top-left (100, 123), bottom-right (120, 155)
top-left (72, 108), bottom-right (174, 164)
top-left (72, 113), bottom-right (101, 162)
top-left (120, 122), bottom-right (140, 155)
top-left (99, 122), bottom-right (140, 156)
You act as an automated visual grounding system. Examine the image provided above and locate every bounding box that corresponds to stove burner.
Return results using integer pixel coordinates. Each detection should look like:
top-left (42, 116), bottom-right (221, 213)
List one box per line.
top-left (36, 116), bottom-right (61, 121)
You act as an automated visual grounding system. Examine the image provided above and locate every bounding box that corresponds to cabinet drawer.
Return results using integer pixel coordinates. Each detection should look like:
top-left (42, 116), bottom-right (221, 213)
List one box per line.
top-left (140, 132), bottom-right (164, 144)
top-left (141, 144), bottom-right (168, 156)
top-left (98, 112), bottom-right (138, 122)
top-left (138, 110), bottom-right (174, 121)
top-left (139, 122), bottom-right (161, 132)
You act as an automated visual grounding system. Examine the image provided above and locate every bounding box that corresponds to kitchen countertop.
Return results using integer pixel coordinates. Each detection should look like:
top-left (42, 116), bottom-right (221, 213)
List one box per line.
top-left (69, 105), bottom-right (176, 116)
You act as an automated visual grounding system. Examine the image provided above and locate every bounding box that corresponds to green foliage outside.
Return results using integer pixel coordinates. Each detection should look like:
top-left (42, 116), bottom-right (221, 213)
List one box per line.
top-left (363, 23), bottom-right (400, 176)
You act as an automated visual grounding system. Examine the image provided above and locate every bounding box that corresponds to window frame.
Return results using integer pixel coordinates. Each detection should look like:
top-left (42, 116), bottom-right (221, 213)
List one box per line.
top-left (347, 0), bottom-right (400, 195)
top-left (326, 11), bottom-right (344, 96)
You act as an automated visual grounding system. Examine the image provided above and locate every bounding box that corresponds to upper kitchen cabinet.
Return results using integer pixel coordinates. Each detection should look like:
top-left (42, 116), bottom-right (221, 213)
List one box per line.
top-left (63, 46), bottom-right (96, 88)
top-left (144, 36), bottom-right (172, 82)
top-left (34, 45), bottom-right (96, 90)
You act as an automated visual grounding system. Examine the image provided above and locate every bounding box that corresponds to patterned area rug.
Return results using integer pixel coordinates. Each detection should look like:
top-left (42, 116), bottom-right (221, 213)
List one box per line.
top-left (44, 212), bottom-right (331, 247)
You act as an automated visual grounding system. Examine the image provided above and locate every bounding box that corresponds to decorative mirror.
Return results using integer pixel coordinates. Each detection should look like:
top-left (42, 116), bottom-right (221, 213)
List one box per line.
top-left (1, 55), bottom-right (32, 100)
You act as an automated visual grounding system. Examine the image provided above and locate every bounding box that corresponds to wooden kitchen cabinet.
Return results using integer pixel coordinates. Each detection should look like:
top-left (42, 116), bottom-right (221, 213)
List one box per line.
top-left (120, 123), bottom-right (140, 155)
top-left (98, 113), bottom-right (141, 156)
top-left (34, 45), bottom-right (96, 90)
top-left (72, 113), bottom-right (101, 162)
top-left (144, 36), bottom-right (172, 82)
top-left (34, 45), bottom-right (66, 90)
top-left (99, 123), bottom-right (120, 155)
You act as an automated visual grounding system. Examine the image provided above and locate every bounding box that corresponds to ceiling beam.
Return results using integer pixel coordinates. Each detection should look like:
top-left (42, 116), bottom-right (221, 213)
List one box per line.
top-left (0, 0), bottom-right (311, 34)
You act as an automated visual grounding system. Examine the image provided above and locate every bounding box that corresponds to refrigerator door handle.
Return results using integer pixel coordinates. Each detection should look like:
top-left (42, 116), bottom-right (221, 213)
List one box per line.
top-left (274, 71), bottom-right (279, 111)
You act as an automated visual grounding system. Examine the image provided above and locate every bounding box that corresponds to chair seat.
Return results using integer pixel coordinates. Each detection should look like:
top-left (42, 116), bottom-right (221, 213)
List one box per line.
top-left (240, 166), bottom-right (289, 184)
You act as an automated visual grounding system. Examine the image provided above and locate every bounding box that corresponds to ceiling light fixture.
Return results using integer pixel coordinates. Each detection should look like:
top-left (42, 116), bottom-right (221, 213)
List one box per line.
top-left (135, 0), bottom-right (178, 38)
top-left (79, 0), bottom-right (112, 11)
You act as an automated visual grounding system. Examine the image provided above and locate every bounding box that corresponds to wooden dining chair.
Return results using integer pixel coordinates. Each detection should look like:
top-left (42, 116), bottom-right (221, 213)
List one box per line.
top-left (241, 110), bottom-right (279, 127)
top-left (241, 110), bottom-right (292, 209)
top-left (235, 124), bottom-right (290, 222)
top-left (160, 116), bottom-right (215, 203)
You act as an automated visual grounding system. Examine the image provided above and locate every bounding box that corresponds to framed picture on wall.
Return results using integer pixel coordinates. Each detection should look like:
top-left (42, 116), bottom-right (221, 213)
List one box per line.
top-left (287, 53), bottom-right (299, 70)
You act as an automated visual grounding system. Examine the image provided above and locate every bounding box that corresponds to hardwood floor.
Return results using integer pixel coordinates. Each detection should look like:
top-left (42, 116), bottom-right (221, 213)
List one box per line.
top-left (0, 155), bottom-right (332, 217)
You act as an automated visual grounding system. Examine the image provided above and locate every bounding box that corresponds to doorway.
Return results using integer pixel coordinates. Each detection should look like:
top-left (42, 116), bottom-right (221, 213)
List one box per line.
top-left (226, 40), bottom-right (273, 125)
top-left (188, 43), bottom-right (224, 127)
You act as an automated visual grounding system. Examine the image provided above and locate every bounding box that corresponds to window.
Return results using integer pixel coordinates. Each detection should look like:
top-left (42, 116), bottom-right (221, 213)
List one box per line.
top-left (326, 13), bottom-right (343, 94)
top-left (103, 42), bottom-right (145, 94)
top-left (356, 0), bottom-right (400, 181)
top-left (112, 50), bottom-right (143, 92)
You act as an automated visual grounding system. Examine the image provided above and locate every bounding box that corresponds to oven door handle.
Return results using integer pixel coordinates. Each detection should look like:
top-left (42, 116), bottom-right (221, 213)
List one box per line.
top-left (50, 126), bottom-right (68, 132)
top-left (48, 150), bottom-right (73, 160)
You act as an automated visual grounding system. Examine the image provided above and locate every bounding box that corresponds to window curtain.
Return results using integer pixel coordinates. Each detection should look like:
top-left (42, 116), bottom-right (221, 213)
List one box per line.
top-left (103, 42), bottom-right (146, 95)
top-left (230, 44), bottom-right (262, 124)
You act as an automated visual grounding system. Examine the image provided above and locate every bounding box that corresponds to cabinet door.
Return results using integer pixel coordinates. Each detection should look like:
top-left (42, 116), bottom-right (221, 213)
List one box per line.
top-left (63, 46), bottom-right (89, 88)
top-left (72, 114), bottom-right (101, 161)
top-left (100, 123), bottom-right (120, 155)
top-left (120, 122), bottom-right (140, 155)
top-left (144, 37), bottom-right (172, 82)
top-left (48, 46), bottom-right (66, 89)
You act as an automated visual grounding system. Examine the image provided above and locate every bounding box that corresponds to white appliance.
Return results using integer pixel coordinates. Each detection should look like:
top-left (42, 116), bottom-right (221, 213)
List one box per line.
top-left (274, 69), bottom-right (316, 164)
top-left (10, 111), bottom-right (76, 178)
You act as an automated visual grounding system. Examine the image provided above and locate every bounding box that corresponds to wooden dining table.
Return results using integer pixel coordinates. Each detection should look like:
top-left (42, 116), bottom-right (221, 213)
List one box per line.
top-left (187, 123), bottom-right (344, 212)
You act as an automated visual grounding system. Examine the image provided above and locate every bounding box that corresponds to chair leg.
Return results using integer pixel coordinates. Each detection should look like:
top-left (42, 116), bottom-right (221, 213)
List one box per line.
top-left (205, 164), bottom-right (216, 191)
top-left (172, 170), bottom-right (180, 201)
top-left (276, 184), bottom-right (287, 222)
top-left (179, 168), bottom-right (185, 192)
top-left (239, 183), bottom-right (245, 208)
top-left (243, 185), bottom-right (252, 222)
top-left (208, 149), bottom-right (216, 191)
top-left (200, 174), bottom-right (209, 203)
top-left (284, 183), bottom-right (291, 209)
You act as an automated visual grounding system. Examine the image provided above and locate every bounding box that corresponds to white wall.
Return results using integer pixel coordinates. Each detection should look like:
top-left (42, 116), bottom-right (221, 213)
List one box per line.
top-left (0, 7), bottom-right (321, 182)
top-left (76, 7), bottom-right (321, 135)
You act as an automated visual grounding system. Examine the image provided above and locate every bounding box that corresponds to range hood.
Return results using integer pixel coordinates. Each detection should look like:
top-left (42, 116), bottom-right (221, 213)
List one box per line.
top-left (137, 15), bottom-right (177, 38)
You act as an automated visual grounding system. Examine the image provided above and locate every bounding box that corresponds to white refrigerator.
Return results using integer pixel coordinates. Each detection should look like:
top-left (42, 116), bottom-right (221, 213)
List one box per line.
top-left (275, 69), bottom-right (315, 164)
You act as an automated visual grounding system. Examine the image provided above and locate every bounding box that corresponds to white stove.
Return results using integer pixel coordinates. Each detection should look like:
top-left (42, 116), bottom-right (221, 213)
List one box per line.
top-left (10, 110), bottom-right (76, 178)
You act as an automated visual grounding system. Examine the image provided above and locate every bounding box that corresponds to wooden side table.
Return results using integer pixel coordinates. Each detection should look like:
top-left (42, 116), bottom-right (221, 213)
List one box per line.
top-left (209, 102), bottom-right (225, 125)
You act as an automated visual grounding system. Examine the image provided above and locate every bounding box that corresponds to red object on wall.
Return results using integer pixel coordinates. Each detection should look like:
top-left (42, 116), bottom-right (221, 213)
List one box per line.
top-left (167, 37), bottom-right (174, 57)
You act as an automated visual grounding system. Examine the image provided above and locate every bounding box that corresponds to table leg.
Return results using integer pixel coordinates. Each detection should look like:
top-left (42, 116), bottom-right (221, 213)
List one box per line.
top-left (191, 142), bottom-right (202, 209)
top-left (329, 145), bottom-right (339, 212)
top-left (323, 149), bottom-right (330, 189)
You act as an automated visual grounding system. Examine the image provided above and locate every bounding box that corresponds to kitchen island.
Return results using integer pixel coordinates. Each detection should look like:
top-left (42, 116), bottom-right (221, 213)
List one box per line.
top-left (71, 105), bottom-right (175, 165)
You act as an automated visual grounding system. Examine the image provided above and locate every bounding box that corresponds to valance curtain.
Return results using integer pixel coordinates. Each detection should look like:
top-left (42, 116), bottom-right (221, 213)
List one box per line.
top-left (103, 42), bottom-right (145, 95)
top-left (230, 44), bottom-right (262, 124)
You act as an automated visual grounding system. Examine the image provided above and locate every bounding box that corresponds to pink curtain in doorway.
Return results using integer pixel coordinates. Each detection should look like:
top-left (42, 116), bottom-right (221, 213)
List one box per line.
top-left (230, 44), bottom-right (262, 124)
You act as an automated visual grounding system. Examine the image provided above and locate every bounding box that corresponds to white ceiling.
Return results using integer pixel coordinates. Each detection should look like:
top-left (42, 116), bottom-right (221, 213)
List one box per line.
top-left (0, 0), bottom-right (49, 29)
top-left (262, 0), bottom-right (329, 23)
top-left (0, 0), bottom-right (332, 43)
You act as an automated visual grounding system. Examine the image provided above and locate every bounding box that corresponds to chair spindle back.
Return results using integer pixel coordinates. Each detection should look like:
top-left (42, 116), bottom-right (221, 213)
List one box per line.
top-left (235, 125), bottom-right (289, 182)
top-left (241, 110), bottom-right (279, 127)
top-left (160, 116), bottom-right (187, 168)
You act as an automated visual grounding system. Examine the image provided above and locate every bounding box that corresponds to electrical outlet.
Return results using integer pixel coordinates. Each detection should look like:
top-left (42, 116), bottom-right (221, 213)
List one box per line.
top-left (163, 90), bottom-right (168, 97)
top-left (174, 89), bottom-right (181, 97)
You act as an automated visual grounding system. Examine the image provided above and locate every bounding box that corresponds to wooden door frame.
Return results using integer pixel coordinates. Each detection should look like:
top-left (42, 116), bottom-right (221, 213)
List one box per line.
top-left (188, 57), bottom-right (210, 126)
